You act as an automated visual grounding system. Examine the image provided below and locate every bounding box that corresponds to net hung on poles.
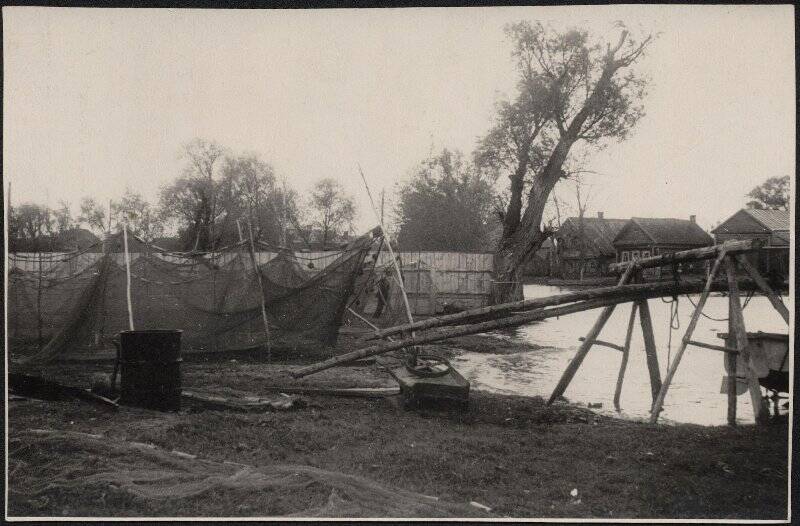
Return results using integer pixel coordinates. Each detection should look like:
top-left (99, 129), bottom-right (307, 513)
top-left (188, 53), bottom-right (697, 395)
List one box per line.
top-left (8, 228), bottom-right (381, 364)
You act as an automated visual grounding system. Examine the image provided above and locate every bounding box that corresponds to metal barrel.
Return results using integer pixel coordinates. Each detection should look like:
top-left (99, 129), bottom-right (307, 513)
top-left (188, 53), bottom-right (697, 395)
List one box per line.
top-left (119, 329), bottom-right (182, 411)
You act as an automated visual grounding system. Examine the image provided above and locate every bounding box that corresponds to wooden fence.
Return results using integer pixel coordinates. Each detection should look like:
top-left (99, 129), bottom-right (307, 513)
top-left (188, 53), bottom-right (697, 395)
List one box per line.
top-left (9, 250), bottom-right (495, 316)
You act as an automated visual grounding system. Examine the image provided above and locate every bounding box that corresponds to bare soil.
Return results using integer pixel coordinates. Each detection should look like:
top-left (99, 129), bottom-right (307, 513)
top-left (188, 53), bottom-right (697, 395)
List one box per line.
top-left (7, 342), bottom-right (789, 520)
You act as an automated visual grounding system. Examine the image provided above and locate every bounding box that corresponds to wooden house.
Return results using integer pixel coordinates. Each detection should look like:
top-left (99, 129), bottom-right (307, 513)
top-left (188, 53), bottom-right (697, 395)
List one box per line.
top-left (552, 213), bottom-right (628, 279)
top-left (612, 216), bottom-right (714, 277)
top-left (711, 208), bottom-right (789, 278)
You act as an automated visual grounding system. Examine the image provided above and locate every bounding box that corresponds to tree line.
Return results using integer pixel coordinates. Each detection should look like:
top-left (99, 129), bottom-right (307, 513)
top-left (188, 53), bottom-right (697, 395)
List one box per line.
top-left (9, 139), bottom-right (357, 253)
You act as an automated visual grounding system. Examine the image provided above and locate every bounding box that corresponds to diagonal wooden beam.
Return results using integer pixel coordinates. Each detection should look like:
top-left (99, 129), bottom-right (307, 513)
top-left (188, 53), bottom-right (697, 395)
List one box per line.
top-left (734, 254), bottom-right (789, 324)
top-left (650, 249), bottom-right (728, 423)
top-left (613, 302), bottom-right (638, 411)
top-left (546, 264), bottom-right (636, 405)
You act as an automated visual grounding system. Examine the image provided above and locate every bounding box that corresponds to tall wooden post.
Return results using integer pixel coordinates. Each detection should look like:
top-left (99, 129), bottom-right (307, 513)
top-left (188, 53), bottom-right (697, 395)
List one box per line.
top-left (247, 218), bottom-right (272, 358)
top-left (636, 299), bottom-right (662, 405)
top-left (547, 263), bottom-right (636, 405)
top-left (614, 302), bottom-right (638, 411)
top-left (725, 293), bottom-right (737, 425)
top-left (650, 249), bottom-right (728, 423)
top-left (724, 256), bottom-right (768, 425)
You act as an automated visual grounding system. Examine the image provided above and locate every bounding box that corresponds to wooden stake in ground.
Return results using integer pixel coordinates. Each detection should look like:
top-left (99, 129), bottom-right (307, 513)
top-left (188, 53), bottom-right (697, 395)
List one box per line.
top-left (636, 299), bottom-right (662, 405)
top-left (613, 302), bottom-right (638, 411)
top-left (122, 224), bottom-right (134, 331)
top-left (725, 291), bottom-right (738, 426)
top-left (246, 218), bottom-right (272, 358)
top-left (546, 263), bottom-right (636, 405)
top-left (724, 256), bottom-right (768, 425)
top-left (649, 249), bottom-right (728, 424)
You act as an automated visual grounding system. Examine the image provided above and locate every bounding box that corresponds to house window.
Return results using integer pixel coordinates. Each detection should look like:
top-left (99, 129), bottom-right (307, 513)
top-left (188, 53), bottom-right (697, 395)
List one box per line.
top-left (641, 250), bottom-right (650, 259)
top-left (631, 250), bottom-right (640, 260)
top-left (621, 251), bottom-right (630, 262)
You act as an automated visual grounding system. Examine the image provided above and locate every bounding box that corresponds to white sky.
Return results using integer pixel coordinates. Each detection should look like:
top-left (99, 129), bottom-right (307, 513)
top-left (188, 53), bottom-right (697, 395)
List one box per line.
top-left (3, 5), bottom-right (795, 233)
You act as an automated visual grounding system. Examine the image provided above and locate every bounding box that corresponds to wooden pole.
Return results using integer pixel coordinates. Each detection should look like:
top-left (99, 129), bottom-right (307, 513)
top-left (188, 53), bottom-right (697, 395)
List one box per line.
top-left (650, 249), bottom-right (728, 423)
top-left (357, 165), bottom-right (417, 361)
top-left (725, 256), bottom-right (768, 425)
top-left (608, 239), bottom-right (762, 274)
top-left (637, 299), bottom-right (662, 405)
top-left (294, 294), bottom-right (652, 378)
top-left (725, 290), bottom-right (738, 426)
top-left (546, 264), bottom-right (636, 405)
top-left (246, 218), bottom-right (272, 358)
top-left (368, 277), bottom-right (749, 341)
top-left (122, 224), bottom-right (134, 331)
top-left (614, 302), bottom-right (638, 411)
top-left (734, 253), bottom-right (789, 324)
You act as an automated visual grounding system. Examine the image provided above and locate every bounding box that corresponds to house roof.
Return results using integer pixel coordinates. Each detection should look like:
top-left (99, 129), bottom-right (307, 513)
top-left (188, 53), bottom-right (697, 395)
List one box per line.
top-left (741, 209), bottom-right (789, 231)
top-left (558, 217), bottom-right (628, 256)
top-left (711, 208), bottom-right (789, 235)
top-left (614, 218), bottom-right (714, 247)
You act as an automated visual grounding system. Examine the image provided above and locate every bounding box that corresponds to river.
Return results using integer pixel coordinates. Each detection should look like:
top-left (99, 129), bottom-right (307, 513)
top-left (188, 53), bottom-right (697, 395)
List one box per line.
top-left (451, 284), bottom-right (790, 426)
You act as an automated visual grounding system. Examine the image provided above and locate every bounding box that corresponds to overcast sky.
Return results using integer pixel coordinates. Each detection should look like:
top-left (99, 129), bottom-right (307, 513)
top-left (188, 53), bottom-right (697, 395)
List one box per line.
top-left (3, 5), bottom-right (795, 234)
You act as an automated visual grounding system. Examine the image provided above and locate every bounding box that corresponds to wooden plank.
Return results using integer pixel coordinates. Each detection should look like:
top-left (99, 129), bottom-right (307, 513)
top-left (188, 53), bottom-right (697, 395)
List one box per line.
top-left (614, 302), bottom-right (638, 411)
top-left (578, 337), bottom-right (625, 352)
top-left (637, 299), bottom-right (662, 405)
top-left (725, 256), bottom-right (769, 425)
top-left (685, 340), bottom-right (739, 354)
top-left (734, 253), bottom-right (789, 324)
top-left (650, 249), bottom-right (728, 423)
top-left (546, 264), bottom-right (637, 405)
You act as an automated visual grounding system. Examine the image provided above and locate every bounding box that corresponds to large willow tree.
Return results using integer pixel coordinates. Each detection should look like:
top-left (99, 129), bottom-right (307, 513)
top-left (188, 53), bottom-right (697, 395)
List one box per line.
top-left (475, 22), bottom-right (652, 303)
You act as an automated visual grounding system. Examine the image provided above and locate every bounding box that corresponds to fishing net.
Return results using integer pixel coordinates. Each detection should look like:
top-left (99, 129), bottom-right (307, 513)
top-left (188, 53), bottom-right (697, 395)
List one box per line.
top-left (8, 229), bottom-right (382, 364)
top-left (345, 258), bottom-right (438, 329)
top-left (8, 428), bottom-right (484, 518)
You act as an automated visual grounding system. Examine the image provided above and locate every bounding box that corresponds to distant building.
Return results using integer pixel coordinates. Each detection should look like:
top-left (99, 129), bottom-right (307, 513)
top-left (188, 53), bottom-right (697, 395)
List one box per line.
top-left (711, 208), bottom-right (789, 278)
top-left (552, 213), bottom-right (628, 279)
top-left (522, 237), bottom-right (555, 277)
top-left (9, 227), bottom-right (101, 253)
top-left (612, 216), bottom-right (714, 277)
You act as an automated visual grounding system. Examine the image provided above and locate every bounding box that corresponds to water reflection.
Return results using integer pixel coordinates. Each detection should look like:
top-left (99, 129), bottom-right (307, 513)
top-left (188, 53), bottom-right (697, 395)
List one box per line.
top-left (452, 284), bottom-right (790, 426)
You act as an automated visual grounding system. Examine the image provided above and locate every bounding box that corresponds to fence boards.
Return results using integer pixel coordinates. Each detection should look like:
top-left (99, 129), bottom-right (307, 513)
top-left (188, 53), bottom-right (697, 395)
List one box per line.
top-left (11, 250), bottom-right (495, 315)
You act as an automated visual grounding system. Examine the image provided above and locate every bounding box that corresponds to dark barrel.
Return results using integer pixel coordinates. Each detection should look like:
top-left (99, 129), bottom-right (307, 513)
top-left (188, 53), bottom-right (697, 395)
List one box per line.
top-left (119, 329), bottom-right (182, 411)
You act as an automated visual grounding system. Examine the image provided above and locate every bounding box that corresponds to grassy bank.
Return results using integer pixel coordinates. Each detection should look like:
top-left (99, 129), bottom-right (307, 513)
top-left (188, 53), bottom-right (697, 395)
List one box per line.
top-left (8, 354), bottom-right (789, 519)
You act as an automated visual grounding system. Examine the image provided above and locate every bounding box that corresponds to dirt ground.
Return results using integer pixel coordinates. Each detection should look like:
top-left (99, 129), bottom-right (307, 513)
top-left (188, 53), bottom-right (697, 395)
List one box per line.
top-left (7, 338), bottom-right (790, 520)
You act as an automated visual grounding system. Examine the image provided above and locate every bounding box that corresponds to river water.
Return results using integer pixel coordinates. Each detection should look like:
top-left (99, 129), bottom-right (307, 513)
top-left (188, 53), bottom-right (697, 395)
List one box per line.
top-left (451, 284), bottom-right (790, 426)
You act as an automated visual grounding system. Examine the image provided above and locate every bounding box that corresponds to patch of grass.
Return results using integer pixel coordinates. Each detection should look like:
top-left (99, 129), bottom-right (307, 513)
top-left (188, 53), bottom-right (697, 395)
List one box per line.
top-left (8, 358), bottom-right (789, 519)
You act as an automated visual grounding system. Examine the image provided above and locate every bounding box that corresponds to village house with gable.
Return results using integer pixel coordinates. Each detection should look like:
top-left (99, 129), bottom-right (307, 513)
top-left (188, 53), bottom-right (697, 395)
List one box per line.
top-left (711, 208), bottom-right (790, 278)
top-left (612, 216), bottom-right (714, 278)
top-left (551, 212), bottom-right (628, 279)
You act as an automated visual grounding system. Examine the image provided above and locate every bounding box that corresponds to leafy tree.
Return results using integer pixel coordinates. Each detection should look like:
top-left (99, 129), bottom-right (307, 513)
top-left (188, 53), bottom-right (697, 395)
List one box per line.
top-left (396, 149), bottom-right (497, 251)
top-left (303, 178), bottom-right (356, 250)
top-left (159, 139), bottom-right (226, 251)
top-left (9, 203), bottom-right (55, 251)
top-left (476, 22), bottom-right (651, 303)
top-left (746, 175), bottom-right (789, 210)
top-left (217, 154), bottom-right (299, 247)
top-left (78, 192), bottom-right (163, 241)
top-left (78, 197), bottom-right (110, 234)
